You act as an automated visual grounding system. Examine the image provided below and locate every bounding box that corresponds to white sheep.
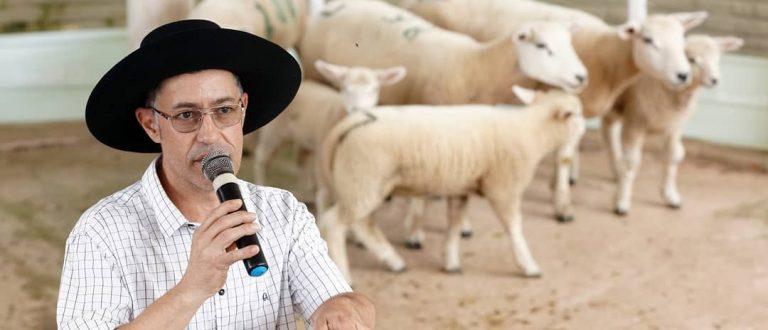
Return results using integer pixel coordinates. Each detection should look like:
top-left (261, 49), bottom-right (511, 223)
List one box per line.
top-left (254, 61), bottom-right (406, 199)
top-left (402, 0), bottom-right (708, 221)
top-left (316, 86), bottom-right (586, 283)
top-left (603, 35), bottom-right (744, 215)
top-left (188, 0), bottom-right (325, 48)
top-left (298, 0), bottom-right (588, 106)
top-left (127, 0), bottom-right (195, 49)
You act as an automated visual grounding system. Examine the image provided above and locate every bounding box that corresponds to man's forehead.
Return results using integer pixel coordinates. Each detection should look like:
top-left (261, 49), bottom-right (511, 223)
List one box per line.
top-left (154, 69), bottom-right (241, 104)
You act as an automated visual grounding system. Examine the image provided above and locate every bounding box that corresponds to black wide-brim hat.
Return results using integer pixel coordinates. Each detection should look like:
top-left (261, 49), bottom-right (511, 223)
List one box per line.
top-left (86, 19), bottom-right (302, 153)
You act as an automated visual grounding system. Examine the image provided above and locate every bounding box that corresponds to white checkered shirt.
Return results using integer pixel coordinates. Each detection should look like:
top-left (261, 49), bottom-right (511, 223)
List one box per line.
top-left (57, 158), bottom-right (352, 329)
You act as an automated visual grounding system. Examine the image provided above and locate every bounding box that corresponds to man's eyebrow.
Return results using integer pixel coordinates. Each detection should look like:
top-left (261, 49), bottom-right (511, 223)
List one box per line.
top-left (171, 96), bottom-right (240, 110)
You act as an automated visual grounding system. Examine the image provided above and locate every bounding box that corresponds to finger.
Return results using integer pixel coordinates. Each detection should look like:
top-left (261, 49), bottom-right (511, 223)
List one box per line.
top-left (205, 210), bottom-right (258, 242)
top-left (224, 244), bottom-right (261, 266)
top-left (211, 221), bottom-right (260, 251)
top-left (197, 199), bottom-right (243, 232)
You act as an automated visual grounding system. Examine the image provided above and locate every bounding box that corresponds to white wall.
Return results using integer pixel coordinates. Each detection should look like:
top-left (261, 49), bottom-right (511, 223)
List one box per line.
top-left (0, 29), bottom-right (128, 123)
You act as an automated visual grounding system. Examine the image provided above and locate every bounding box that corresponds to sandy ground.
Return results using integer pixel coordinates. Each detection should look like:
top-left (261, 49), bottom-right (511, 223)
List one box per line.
top-left (1, 121), bottom-right (767, 329)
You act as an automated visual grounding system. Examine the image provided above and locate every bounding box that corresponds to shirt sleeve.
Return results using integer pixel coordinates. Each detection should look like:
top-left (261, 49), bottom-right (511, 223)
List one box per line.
top-left (57, 230), bottom-right (133, 329)
top-left (287, 202), bottom-right (353, 323)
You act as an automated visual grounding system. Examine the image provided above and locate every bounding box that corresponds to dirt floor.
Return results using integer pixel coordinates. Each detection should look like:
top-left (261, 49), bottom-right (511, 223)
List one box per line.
top-left (1, 121), bottom-right (768, 329)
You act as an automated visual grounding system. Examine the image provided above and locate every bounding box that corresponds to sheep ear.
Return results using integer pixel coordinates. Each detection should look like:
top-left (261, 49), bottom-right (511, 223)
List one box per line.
top-left (511, 85), bottom-right (536, 105)
top-left (376, 66), bottom-right (407, 86)
top-left (616, 21), bottom-right (639, 40)
top-left (513, 25), bottom-right (533, 43)
top-left (670, 11), bottom-right (709, 31)
top-left (314, 60), bottom-right (349, 84)
top-left (714, 36), bottom-right (744, 52)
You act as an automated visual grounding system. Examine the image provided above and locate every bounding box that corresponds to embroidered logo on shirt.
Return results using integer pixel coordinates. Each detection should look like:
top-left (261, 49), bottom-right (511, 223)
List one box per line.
top-left (263, 292), bottom-right (270, 301)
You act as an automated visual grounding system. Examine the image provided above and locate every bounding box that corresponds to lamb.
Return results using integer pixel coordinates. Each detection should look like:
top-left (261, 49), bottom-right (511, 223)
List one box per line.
top-left (603, 35), bottom-right (744, 215)
top-left (316, 86), bottom-right (586, 283)
top-left (254, 61), bottom-right (406, 198)
top-left (402, 0), bottom-right (707, 221)
top-left (298, 0), bottom-right (588, 106)
top-left (188, 0), bottom-right (325, 48)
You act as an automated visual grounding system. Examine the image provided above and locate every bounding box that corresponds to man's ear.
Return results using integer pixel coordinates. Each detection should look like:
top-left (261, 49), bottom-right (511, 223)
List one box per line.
top-left (240, 92), bottom-right (249, 121)
top-left (135, 107), bottom-right (162, 143)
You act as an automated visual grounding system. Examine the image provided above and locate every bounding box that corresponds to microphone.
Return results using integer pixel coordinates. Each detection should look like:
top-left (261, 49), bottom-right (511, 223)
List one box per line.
top-left (201, 149), bottom-right (268, 277)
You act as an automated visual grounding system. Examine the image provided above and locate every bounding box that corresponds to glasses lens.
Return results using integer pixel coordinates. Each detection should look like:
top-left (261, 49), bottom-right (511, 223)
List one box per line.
top-left (172, 111), bottom-right (202, 133)
top-left (214, 105), bottom-right (243, 127)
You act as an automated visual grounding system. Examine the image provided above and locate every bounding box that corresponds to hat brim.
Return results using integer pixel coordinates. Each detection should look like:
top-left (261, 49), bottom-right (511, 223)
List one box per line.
top-left (86, 27), bottom-right (301, 153)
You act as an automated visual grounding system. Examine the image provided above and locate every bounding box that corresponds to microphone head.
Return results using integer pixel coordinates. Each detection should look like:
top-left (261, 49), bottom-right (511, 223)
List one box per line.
top-left (201, 149), bottom-right (234, 181)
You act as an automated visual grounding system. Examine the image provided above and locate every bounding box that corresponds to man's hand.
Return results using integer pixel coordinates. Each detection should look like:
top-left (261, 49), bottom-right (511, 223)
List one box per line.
top-left (312, 292), bottom-right (376, 330)
top-left (180, 199), bottom-right (261, 300)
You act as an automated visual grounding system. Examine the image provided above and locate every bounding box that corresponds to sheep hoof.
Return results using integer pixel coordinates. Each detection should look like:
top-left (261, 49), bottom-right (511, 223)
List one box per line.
top-left (668, 202), bottom-right (682, 210)
top-left (404, 241), bottom-right (423, 250)
top-left (460, 230), bottom-right (473, 238)
top-left (556, 214), bottom-right (574, 223)
top-left (524, 270), bottom-right (542, 278)
top-left (569, 177), bottom-right (577, 186)
top-left (443, 267), bottom-right (462, 274)
top-left (614, 207), bottom-right (628, 216)
top-left (390, 265), bottom-right (407, 273)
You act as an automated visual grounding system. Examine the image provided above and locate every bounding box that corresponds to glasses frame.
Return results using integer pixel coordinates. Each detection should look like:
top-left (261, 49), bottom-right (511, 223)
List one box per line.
top-left (151, 97), bottom-right (245, 133)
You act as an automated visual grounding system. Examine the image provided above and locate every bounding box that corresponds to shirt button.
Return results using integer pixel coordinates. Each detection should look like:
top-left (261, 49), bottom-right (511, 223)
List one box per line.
top-left (218, 289), bottom-right (225, 296)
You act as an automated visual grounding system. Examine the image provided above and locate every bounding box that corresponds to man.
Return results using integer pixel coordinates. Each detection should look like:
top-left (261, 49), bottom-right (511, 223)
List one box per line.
top-left (56, 20), bottom-right (375, 329)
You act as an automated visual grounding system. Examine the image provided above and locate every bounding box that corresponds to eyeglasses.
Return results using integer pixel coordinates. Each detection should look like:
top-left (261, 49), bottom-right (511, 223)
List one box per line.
top-left (151, 98), bottom-right (244, 133)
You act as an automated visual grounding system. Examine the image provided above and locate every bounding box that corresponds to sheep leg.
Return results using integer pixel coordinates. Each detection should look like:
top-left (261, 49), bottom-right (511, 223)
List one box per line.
top-left (554, 139), bottom-right (579, 222)
top-left (253, 125), bottom-right (285, 184)
top-left (489, 191), bottom-right (541, 277)
top-left (351, 215), bottom-right (407, 273)
top-left (444, 196), bottom-right (470, 273)
top-left (318, 205), bottom-right (354, 284)
top-left (459, 196), bottom-right (473, 238)
top-left (569, 148), bottom-right (580, 186)
top-left (602, 112), bottom-right (624, 181)
top-left (662, 132), bottom-right (685, 209)
top-left (614, 128), bottom-right (645, 216)
top-left (297, 148), bottom-right (317, 202)
top-left (404, 197), bottom-right (426, 249)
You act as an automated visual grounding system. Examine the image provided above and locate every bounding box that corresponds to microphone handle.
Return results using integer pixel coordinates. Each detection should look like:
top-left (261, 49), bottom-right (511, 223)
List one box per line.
top-left (216, 182), bottom-right (269, 277)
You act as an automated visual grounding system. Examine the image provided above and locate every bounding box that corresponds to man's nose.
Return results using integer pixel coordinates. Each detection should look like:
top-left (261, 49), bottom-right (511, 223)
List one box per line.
top-left (196, 114), bottom-right (220, 143)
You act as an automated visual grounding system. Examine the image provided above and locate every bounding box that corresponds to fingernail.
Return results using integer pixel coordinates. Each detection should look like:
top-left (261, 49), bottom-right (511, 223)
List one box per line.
top-left (249, 213), bottom-right (258, 221)
top-left (251, 223), bottom-right (260, 231)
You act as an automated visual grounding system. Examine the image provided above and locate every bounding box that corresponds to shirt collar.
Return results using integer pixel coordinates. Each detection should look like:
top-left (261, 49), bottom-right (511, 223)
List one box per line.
top-left (141, 157), bottom-right (191, 238)
top-left (140, 157), bottom-right (258, 238)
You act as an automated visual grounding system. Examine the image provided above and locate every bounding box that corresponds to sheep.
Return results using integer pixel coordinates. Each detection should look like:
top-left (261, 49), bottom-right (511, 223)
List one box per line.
top-left (316, 86), bottom-right (586, 283)
top-left (188, 0), bottom-right (325, 48)
top-left (298, 0), bottom-right (588, 106)
top-left (127, 0), bottom-right (195, 49)
top-left (402, 0), bottom-right (708, 221)
top-left (603, 35), bottom-right (744, 215)
top-left (254, 61), bottom-right (406, 200)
